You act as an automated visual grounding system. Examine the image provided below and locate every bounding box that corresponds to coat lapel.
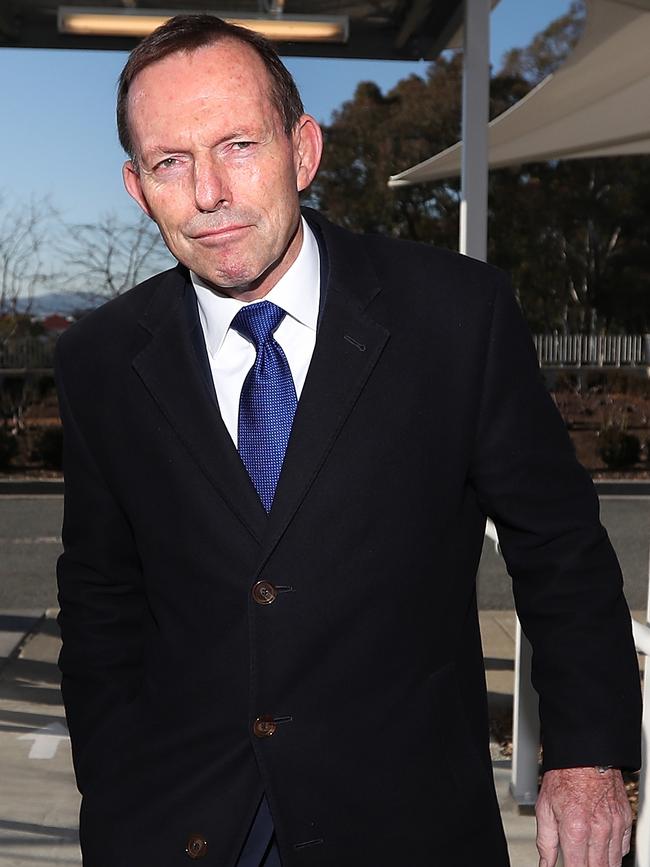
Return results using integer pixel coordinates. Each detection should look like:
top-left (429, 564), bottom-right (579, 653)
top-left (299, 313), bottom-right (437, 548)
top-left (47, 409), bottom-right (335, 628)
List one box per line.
top-left (132, 267), bottom-right (268, 543)
top-left (130, 213), bottom-right (390, 559)
top-left (259, 213), bottom-right (390, 564)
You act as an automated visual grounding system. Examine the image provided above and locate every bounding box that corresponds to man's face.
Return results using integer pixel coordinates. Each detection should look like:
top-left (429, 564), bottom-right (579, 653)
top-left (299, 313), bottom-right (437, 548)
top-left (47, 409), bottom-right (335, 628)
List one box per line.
top-left (122, 40), bottom-right (322, 299)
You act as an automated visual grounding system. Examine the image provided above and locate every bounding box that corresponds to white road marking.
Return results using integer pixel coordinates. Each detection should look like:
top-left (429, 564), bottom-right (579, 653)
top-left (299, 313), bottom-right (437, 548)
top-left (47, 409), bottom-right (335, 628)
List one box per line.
top-left (18, 721), bottom-right (69, 759)
top-left (2, 536), bottom-right (61, 544)
top-left (599, 495), bottom-right (650, 501)
top-left (0, 494), bottom-right (63, 500)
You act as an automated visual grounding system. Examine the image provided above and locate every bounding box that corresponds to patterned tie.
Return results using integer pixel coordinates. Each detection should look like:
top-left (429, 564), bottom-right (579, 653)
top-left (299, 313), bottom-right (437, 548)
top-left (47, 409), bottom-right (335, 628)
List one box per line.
top-left (232, 301), bottom-right (297, 512)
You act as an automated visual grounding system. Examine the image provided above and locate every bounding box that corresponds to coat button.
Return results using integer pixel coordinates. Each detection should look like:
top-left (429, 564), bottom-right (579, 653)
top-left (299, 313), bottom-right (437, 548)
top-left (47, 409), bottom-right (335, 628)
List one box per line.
top-left (252, 580), bottom-right (278, 605)
top-left (186, 833), bottom-right (208, 859)
top-left (253, 715), bottom-right (277, 738)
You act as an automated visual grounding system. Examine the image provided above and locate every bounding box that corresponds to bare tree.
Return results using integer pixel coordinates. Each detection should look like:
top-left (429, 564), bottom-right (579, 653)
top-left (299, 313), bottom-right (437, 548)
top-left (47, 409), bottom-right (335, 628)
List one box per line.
top-left (0, 195), bottom-right (57, 438)
top-left (59, 211), bottom-right (172, 303)
top-left (0, 195), bottom-right (56, 318)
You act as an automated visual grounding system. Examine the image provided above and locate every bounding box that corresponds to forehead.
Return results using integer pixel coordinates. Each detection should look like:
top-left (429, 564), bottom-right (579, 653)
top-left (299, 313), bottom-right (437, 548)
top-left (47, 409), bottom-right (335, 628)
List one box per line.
top-left (127, 40), bottom-right (276, 127)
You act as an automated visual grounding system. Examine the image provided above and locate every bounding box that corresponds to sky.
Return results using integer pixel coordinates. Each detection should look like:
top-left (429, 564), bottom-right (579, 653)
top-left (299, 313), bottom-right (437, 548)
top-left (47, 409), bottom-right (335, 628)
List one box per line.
top-left (0, 0), bottom-right (573, 229)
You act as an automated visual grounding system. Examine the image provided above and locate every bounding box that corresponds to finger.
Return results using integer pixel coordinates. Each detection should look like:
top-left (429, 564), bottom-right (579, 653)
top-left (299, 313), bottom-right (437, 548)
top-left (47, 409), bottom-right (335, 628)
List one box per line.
top-left (621, 824), bottom-right (632, 858)
top-left (607, 835), bottom-right (623, 867)
top-left (537, 849), bottom-right (559, 867)
top-left (620, 794), bottom-right (633, 858)
top-left (610, 778), bottom-right (633, 863)
top-left (537, 839), bottom-right (560, 867)
top-left (585, 835), bottom-right (612, 867)
top-left (585, 811), bottom-right (622, 867)
top-left (556, 819), bottom-right (589, 867)
top-left (607, 814), bottom-right (627, 867)
top-left (536, 796), bottom-right (560, 867)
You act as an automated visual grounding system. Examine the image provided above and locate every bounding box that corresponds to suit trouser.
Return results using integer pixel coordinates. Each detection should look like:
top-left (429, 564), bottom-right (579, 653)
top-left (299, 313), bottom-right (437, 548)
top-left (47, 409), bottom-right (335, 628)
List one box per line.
top-left (237, 797), bottom-right (281, 867)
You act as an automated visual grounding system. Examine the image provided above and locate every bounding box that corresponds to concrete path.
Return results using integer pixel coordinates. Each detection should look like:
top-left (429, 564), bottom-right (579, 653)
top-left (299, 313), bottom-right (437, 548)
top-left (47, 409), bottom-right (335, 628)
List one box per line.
top-left (0, 610), bottom-right (80, 866)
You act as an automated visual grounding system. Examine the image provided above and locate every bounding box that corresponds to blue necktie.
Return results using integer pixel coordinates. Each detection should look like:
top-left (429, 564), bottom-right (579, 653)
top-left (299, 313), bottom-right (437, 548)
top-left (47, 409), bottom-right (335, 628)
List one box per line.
top-left (231, 301), bottom-right (293, 863)
top-left (232, 301), bottom-right (297, 512)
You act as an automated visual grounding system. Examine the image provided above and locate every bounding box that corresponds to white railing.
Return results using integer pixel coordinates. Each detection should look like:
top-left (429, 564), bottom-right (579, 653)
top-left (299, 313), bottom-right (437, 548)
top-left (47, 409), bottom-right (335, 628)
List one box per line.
top-left (633, 615), bottom-right (650, 867)
top-left (533, 333), bottom-right (648, 368)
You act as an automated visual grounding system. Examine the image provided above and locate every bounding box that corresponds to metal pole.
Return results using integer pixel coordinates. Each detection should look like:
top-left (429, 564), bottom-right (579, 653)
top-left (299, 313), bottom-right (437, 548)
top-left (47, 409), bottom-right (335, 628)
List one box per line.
top-left (635, 661), bottom-right (649, 867)
top-left (510, 618), bottom-right (541, 806)
top-left (459, 0), bottom-right (490, 261)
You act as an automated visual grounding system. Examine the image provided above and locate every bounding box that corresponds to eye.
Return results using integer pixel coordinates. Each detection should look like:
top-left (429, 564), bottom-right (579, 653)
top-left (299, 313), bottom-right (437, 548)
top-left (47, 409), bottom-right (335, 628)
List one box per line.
top-left (149, 156), bottom-right (185, 174)
top-left (232, 141), bottom-right (254, 151)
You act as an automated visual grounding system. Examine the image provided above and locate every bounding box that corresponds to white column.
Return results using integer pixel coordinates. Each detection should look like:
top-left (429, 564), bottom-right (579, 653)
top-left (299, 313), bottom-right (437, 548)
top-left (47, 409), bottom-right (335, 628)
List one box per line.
top-left (510, 618), bottom-right (541, 806)
top-left (460, 0), bottom-right (491, 261)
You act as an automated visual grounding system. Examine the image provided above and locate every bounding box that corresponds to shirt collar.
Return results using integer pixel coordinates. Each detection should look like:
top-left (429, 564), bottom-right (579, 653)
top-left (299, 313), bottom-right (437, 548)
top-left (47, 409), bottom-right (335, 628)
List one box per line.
top-left (191, 216), bottom-right (320, 358)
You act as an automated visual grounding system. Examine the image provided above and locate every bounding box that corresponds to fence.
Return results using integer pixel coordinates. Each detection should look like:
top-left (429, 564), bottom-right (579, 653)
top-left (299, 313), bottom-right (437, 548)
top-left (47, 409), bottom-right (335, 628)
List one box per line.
top-left (0, 338), bottom-right (56, 371)
top-left (1, 334), bottom-right (648, 372)
top-left (533, 333), bottom-right (649, 368)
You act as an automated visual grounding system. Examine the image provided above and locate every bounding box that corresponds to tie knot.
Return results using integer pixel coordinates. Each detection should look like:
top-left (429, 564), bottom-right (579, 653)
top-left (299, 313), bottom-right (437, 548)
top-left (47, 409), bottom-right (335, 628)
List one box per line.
top-left (232, 301), bottom-right (285, 349)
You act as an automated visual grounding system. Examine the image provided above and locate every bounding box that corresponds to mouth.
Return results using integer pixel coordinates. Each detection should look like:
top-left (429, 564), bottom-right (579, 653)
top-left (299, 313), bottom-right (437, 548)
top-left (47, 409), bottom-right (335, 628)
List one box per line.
top-left (190, 225), bottom-right (251, 242)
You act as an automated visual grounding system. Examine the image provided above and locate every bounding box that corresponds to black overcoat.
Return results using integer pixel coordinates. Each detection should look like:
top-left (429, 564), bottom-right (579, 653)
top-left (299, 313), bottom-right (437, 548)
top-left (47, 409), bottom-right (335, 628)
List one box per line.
top-left (56, 209), bottom-right (641, 867)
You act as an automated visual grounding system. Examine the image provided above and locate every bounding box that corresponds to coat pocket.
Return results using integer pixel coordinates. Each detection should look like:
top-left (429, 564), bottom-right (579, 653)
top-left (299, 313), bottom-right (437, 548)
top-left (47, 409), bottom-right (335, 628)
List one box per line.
top-left (427, 662), bottom-right (493, 805)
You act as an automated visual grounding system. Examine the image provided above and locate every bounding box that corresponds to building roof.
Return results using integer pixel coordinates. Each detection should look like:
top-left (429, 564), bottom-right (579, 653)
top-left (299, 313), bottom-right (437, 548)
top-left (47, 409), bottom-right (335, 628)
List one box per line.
top-left (0, 0), bottom-right (471, 60)
top-left (389, 0), bottom-right (650, 186)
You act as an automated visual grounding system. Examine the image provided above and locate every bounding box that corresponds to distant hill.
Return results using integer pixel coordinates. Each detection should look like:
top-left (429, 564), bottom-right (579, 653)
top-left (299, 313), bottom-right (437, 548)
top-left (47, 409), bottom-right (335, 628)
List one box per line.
top-left (17, 292), bottom-right (102, 317)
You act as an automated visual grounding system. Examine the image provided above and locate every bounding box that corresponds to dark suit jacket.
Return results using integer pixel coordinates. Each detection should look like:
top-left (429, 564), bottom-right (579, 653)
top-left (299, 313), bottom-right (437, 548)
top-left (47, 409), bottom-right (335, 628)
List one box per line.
top-left (55, 208), bottom-right (641, 867)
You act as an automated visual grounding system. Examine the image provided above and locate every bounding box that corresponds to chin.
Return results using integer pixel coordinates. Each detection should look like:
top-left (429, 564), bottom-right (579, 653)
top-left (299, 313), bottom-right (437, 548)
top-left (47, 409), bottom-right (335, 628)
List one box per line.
top-left (191, 265), bottom-right (259, 294)
top-left (213, 269), bottom-right (259, 289)
top-left (186, 253), bottom-right (250, 281)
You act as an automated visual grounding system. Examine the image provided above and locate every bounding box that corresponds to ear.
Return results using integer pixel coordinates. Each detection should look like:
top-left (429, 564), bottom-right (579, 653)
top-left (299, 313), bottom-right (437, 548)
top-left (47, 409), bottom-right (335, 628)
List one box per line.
top-left (293, 115), bottom-right (323, 193)
top-left (122, 161), bottom-right (154, 219)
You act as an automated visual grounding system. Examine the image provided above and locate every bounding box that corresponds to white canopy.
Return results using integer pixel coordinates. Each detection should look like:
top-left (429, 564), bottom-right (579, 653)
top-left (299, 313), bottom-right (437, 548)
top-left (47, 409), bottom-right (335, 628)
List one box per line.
top-left (389, 0), bottom-right (650, 187)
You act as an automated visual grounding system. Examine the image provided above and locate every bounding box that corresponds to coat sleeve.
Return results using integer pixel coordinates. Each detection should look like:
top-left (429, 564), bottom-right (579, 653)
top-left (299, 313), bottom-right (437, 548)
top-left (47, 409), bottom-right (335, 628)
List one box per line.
top-left (55, 345), bottom-right (146, 792)
top-left (469, 275), bottom-right (642, 772)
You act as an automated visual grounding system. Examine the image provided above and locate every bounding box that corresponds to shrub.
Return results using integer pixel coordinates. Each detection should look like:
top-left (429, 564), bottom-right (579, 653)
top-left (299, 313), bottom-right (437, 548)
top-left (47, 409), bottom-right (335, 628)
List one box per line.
top-left (0, 426), bottom-right (18, 470)
top-left (597, 427), bottom-right (641, 469)
top-left (585, 372), bottom-right (607, 392)
top-left (604, 371), bottom-right (650, 398)
top-left (554, 372), bottom-right (579, 393)
top-left (33, 426), bottom-right (63, 470)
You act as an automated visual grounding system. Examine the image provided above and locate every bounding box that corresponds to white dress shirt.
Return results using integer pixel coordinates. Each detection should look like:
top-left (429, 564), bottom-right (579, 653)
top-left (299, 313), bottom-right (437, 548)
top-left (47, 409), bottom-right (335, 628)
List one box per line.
top-left (191, 217), bottom-right (321, 446)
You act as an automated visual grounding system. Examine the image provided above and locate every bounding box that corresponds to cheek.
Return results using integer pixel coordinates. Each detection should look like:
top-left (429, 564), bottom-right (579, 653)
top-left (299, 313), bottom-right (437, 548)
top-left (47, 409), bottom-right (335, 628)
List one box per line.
top-left (262, 172), bottom-right (300, 227)
top-left (142, 182), bottom-right (190, 228)
top-left (237, 154), bottom-right (299, 210)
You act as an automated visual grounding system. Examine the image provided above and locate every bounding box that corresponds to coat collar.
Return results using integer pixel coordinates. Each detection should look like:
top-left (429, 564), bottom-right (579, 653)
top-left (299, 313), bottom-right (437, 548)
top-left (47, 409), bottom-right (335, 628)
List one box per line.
top-left (132, 211), bottom-right (390, 553)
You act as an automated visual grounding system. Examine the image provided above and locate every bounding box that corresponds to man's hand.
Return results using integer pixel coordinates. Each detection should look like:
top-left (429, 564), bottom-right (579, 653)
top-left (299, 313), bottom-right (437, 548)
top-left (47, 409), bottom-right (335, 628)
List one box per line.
top-left (536, 767), bottom-right (633, 867)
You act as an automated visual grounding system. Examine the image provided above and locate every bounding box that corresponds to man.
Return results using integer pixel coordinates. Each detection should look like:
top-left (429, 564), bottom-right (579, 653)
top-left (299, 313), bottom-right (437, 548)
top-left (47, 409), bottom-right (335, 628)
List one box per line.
top-left (55, 14), bottom-right (641, 867)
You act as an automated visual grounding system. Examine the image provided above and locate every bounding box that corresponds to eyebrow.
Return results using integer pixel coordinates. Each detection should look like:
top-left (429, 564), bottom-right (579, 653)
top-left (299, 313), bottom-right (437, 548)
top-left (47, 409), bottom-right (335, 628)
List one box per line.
top-left (153, 127), bottom-right (264, 149)
top-left (139, 123), bottom-right (274, 168)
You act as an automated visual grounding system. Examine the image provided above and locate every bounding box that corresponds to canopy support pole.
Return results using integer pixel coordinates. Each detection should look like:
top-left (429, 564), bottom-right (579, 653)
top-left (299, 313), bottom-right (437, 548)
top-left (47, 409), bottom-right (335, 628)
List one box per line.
top-left (460, 0), bottom-right (490, 261)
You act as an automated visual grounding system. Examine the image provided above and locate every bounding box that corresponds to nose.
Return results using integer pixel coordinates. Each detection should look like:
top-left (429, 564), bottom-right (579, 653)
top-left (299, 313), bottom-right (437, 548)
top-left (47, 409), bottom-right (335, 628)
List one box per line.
top-left (193, 155), bottom-right (230, 213)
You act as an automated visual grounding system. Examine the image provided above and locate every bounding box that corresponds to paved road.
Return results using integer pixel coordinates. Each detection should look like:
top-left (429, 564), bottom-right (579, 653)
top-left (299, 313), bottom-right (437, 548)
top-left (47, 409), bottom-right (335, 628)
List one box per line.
top-left (0, 498), bottom-right (63, 611)
top-left (478, 496), bottom-right (650, 610)
top-left (0, 492), bottom-right (648, 611)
